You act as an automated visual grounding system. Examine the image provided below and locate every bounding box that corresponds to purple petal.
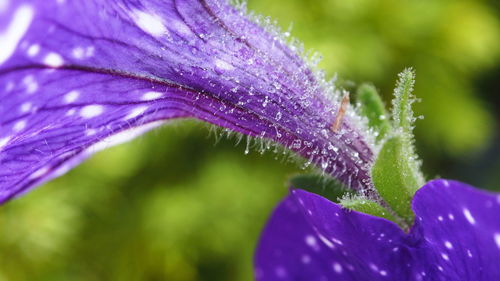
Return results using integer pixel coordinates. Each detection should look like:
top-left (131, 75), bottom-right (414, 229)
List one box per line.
top-left (0, 0), bottom-right (374, 203)
top-left (412, 179), bottom-right (500, 280)
top-left (254, 190), bottom-right (419, 280)
top-left (255, 179), bottom-right (500, 280)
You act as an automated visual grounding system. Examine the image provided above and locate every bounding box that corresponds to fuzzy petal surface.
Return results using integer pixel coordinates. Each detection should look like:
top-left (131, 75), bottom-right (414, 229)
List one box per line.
top-left (0, 0), bottom-right (374, 203)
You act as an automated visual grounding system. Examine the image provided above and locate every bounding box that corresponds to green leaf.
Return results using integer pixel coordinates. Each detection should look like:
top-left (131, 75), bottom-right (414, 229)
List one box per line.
top-left (356, 83), bottom-right (391, 142)
top-left (339, 195), bottom-right (397, 222)
top-left (289, 174), bottom-right (352, 203)
top-left (371, 136), bottom-right (420, 224)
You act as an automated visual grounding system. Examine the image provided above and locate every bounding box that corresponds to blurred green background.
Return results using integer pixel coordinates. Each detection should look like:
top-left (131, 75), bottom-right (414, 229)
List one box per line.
top-left (1, 0), bottom-right (500, 280)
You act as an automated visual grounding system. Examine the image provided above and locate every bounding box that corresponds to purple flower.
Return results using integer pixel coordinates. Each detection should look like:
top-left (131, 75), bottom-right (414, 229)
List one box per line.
top-left (255, 179), bottom-right (500, 280)
top-left (0, 0), bottom-right (373, 203)
top-left (1, 1), bottom-right (499, 280)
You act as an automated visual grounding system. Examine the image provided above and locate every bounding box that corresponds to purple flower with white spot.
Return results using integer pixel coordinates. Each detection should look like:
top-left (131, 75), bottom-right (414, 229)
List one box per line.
top-left (0, 0), bottom-right (372, 203)
top-left (0, 0), bottom-right (499, 280)
top-left (255, 180), bottom-right (500, 280)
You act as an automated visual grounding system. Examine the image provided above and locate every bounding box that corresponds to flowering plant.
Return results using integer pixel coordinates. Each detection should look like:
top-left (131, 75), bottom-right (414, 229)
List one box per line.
top-left (0, 0), bottom-right (499, 280)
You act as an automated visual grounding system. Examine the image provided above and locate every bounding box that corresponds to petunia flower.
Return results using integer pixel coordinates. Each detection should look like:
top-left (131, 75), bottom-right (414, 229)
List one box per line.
top-left (1, 0), bottom-right (499, 280)
top-left (255, 179), bottom-right (500, 280)
top-left (0, 0), bottom-right (373, 203)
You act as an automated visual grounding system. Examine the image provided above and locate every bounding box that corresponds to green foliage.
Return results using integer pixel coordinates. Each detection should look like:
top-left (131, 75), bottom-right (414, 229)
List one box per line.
top-left (339, 195), bottom-right (396, 222)
top-left (355, 83), bottom-right (391, 142)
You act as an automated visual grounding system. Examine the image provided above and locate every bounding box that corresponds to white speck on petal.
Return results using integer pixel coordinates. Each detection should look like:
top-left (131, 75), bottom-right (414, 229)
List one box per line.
top-left (22, 75), bottom-right (38, 94)
top-left (85, 129), bottom-right (97, 136)
top-left (13, 120), bottom-right (26, 131)
top-left (142, 91), bottom-right (163, 101)
top-left (305, 235), bottom-right (317, 248)
top-left (22, 74), bottom-right (33, 83)
top-left (444, 241), bottom-right (453, 249)
top-left (0, 136), bottom-right (11, 151)
top-left (80, 105), bottom-right (103, 118)
top-left (43, 52), bottom-right (64, 67)
top-left (214, 59), bottom-right (234, 71)
top-left (66, 108), bottom-right (76, 116)
top-left (27, 44), bottom-right (40, 57)
top-left (132, 10), bottom-right (167, 36)
top-left (0, 5), bottom-right (34, 64)
top-left (333, 262), bottom-right (342, 274)
top-left (26, 80), bottom-right (38, 93)
top-left (20, 102), bottom-right (32, 112)
top-left (331, 237), bottom-right (343, 245)
top-left (463, 208), bottom-right (476, 225)
top-left (318, 234), bottom-right (335, 249)
top-left (494, 233), bottom-right (500, 249)
top-left (64, 90), bottom-right (80, 103)
top-left (72, 47), bottom-right (85, 59)
top-left (441, 253), bottom-right (449, 261)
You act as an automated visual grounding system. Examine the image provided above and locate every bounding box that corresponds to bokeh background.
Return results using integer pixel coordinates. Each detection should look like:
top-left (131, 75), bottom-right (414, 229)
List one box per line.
top-left (1, 0), bottom-right (499, 280)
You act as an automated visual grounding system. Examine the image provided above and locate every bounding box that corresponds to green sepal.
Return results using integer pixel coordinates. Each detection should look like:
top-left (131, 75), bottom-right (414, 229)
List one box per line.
top-left (356, 83), bottom-right (391, 142)
top-left (389, 68), bottom-right (425, 190)
top-left (371, 135), bottom-right (420, 224)
top-left (339, 195), bottom-right (397, 222)
top-left (392, 68), bottom-right (416, 136)
top-left (289, 174), bottom-right (352, 203)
